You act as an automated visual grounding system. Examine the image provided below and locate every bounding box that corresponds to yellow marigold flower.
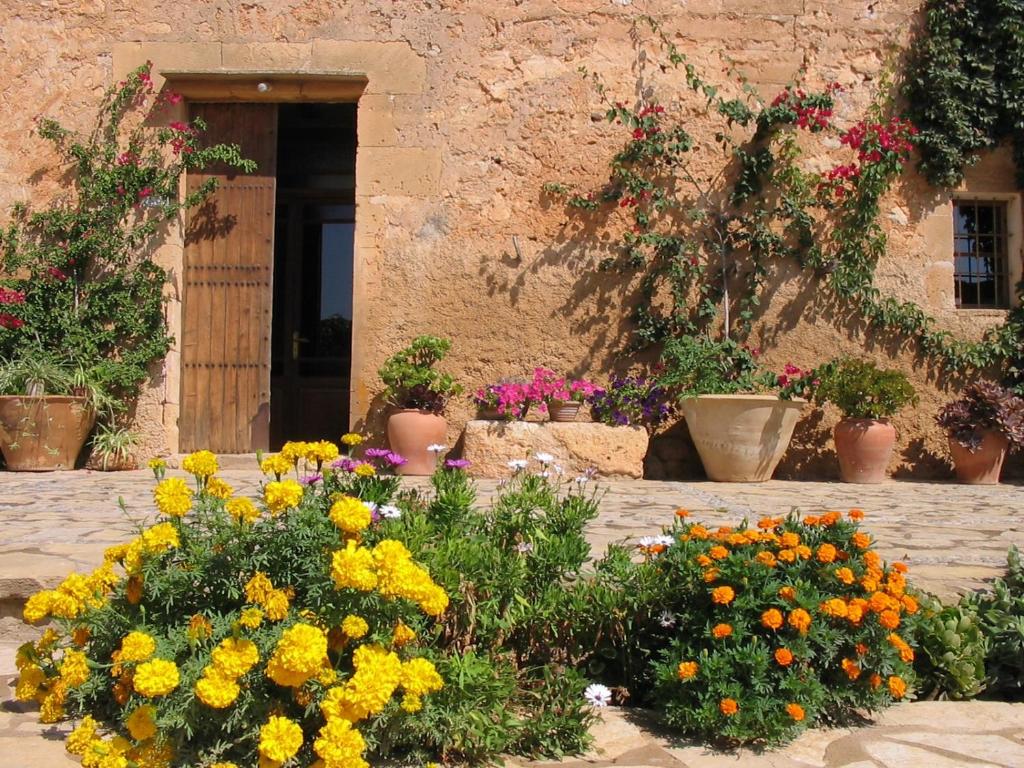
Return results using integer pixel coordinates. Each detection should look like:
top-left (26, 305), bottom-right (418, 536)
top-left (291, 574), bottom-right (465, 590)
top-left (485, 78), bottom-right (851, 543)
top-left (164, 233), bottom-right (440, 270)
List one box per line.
top-left (400, 657), bottom-right (443, 697)
top-left (196, 669), bottom-right (241, 708)
top-left (761, 608), bottom-right (783, 630)
top-left (820, 598), bottom-right (848, 619)
top-left (147, 458), bottom-right (166, 472)
top-left (133, 659), bottom-right (180, 697)
top-left (330, 496), bottom-right (373, 534)
top-left (711, 585), bottom-right (735, 605)
top-left (266, 623), bottom-right (328, 688)
top-left (755, 551), bottom-right (777, 568)
top-left (402, 693), bottom-right (423, 712)
top-left (719, 698), bottom-right (739, 716)
top-left (321, 644), bottom-right (403, 723)
top-left (23, 591), bottom-right (53, 624)
top-left (280, 441), bottom-right (309, 465)
top-left (342, 615), bottom-right (369, 639)
top-left (341, 433), bottom-right (364, 447)
top-left (372, 539), bottom-right (449, 616)
top-left (260, 453), bottom-right (293, 477)
top-left (210, 764), bottom-right (239, 768)
top-left (205, 476), bottom-right (233, 500)
top-left (788, 608), bottom-right (811, 634)
top-left (211, 637), bottom-right (260, 679)
top-left (245, 572), bottom-right (274, 604)
top-left (226, 496), bottom-right (260, 525)
top-left (841, 658), bottom-right (861, 681)
top-left (264, 588), bottom-right (290, 621)
top-left (125, 704), bottom-right (157, 741)
top-left (786, 702), bottom-right (805, 721)
top-left (182, 450), bottom-right (218, 478)
top-left (712, 623), bottom-right (732, 639)
top-left (834, 567), bottom-right (855, 585)
top-left (153, 478), bottom-right (193, 518)
top-left (331, 541), bottom-right (376, 588)
top-left (816, 543), bottom-right (837, 563)
top-left (677, 660), bottom-right (698, 680)
top-left (305, 440), bottom-right (340, 465)
top-left (888, 675), bottom-right (907, 699)
top-left (39, 682), bottom-right (66, 723)
top-left (239, 607), bottom-right (264, 629)
top-left (59, 649), bottom-right (90, 687)
top-left (392, 621), bottom-right (417, 647)
top-left (879, 609), bottom-right (901, 629)
top-left (314, 718), bottom-right (368, 768)
top-left (778, 586), bottom-right (796, 602)
top-left (354, 463), bottom-right (376, 478)
top-left (188, 614), bottom-right (213, 642)
top-left (66, 715), bottom-right (98, 755)
top-left (264, 479), bottom-right (303, 515)
top-left (131, 740), bottom-right (175, 768)
top-left (141, 522), bottom-right (180, 555)
top-left (15, 663), bottom-right (45, 701)
top-left (119, 631), bottom-right (156, 663)
top-left (774, 647), bottom-right (794, 666)
top-left (259, 716), bottom-right (304, 763)
top-left (317, 665), bottom-right (338, 686)
top-left (708, 545), bottom-right (729, 560)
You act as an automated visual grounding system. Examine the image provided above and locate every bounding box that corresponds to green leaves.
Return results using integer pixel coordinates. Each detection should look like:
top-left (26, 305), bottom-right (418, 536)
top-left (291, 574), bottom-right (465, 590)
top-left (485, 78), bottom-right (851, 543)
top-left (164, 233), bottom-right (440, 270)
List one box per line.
top-left (377, 335), bottom-right (462, 412)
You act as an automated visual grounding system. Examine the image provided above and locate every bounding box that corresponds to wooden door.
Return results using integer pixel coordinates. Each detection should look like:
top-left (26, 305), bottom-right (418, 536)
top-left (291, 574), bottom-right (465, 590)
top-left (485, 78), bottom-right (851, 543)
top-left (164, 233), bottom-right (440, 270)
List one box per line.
top-left (180, 103), bottom-right (277, 453)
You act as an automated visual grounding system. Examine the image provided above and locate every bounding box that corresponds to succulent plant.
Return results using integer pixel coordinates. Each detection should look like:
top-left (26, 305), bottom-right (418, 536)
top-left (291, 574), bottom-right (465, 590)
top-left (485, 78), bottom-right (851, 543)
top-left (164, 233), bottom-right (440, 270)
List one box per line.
top-left (911, 596), bottom-right (988, 700)
top-left (964, 546), bottom-right (1024, 699)
top-left (936, 381), bottom-right (1024, 452)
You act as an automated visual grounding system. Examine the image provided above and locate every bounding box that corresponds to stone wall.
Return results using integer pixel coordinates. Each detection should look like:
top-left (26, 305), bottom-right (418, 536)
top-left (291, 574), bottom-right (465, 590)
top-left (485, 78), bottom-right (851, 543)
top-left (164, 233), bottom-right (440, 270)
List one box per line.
top-left (0, 0), bottom-right (1020, 479)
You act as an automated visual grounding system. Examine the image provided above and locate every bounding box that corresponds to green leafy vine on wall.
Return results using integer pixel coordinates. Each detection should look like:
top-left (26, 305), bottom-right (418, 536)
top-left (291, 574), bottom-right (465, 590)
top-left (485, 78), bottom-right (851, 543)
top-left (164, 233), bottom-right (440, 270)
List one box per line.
top-left (544, 17), bottom-right (1024, 391)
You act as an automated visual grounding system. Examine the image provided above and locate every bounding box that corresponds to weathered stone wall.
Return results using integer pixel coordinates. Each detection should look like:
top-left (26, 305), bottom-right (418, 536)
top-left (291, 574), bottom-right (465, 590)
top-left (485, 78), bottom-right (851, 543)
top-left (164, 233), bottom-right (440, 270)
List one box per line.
top-left (1, 0), bottom-right (1019, 479)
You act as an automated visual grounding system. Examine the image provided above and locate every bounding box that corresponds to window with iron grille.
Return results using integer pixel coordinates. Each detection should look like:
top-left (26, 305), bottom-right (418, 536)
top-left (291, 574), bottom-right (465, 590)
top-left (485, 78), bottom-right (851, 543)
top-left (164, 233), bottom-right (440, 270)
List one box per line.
top-left (953, 200), bottom-right (1011, 309)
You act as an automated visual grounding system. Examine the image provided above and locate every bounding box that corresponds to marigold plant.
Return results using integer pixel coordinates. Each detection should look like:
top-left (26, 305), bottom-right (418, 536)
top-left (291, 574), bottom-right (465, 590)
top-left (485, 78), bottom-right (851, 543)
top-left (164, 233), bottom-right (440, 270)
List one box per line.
top-left (15, 444), bottom-right (446, 768)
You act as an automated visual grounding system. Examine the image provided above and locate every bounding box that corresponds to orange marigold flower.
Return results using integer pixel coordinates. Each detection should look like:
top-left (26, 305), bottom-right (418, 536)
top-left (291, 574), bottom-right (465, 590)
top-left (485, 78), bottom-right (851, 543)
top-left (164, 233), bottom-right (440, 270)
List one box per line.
top-left (703, 568), bottom-right (720, 583)
top-left (869, 592), bottom-right (895, 613)
top-left (709, 545), bottom-right (729, 560)
top-left (820, 598), bottom-right (848, 618)
top-left (717, 526), bottom-right (734, 535)
top-left (888, 675), bottom-right (907, 699)
top-left (758, 516), bottom-right (782, 529)
top-left (849, 508), bottom-right (865, 520)
top-left (677, 661), bottom-right (698, 680)
top-left (778, 548), bottom-right (797, 564)
top-left (861, 578), bottom-right (879, 593)
top-left (803, 515), bottom-right (819, 526)
top-left (674, 507), bottom-right (689, 518)
top-left (788, 608), bottom-right (811, 634)
top-left (778, 586), bottom-right (796, 602)
top-left (891, 561), bottom-right (908, 574)
top-left (863, 551), bottom-right (881, 569)
top-left (870, 673), bottom-right (882, 689)
top-left (820, 511), bottom-right (841, 526)
top-left (816, 544), bottom-right (837, 563)
top-left (696, 555), bottom-right (713, 567)
top-left (879, 610), bottom-right (901, 630)
top-left (900, 595), bottom-right (919, 614)
top-left (774, 647), bottom-right (794, 666)
top-left (719, 698), bottom-right (738, 716)
top-left (755, 551), bottom-right (777, 568)
top-left (855, 643), bottom-right (868, 656)
top-left (780, 532), bottom-right (800, 548)
top-left (851, 532), bottom-right (871, 550)
top-left (847, 603), bottom-right (864, 624)
top-left (795, 545), bottom-right (812, 560)
top-left (786, 702), bottom-right (805, 721)
top-left (761, 609), bottom-right (783, 630)
top-left (835, 567), bottom-right (855, 585)
top-left (712, 623), bottom-right (733, 639)
top-left (841, 658), bottom-right (861, 681)
top-left (689, 525), bottom-right (710, 540)
top-left (711, 586), bottom-right (735, 605)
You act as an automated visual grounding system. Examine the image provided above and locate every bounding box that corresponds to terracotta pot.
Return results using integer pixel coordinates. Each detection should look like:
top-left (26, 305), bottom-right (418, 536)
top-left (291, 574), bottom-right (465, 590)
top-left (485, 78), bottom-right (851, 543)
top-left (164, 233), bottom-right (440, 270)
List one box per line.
top-left (833, 418), bottom-right (896, 483)
top-left (948, 430), bottom-right (1009, 485)
top-left (680, 394), bottom-right (805, 482)
top-left (85, 453), bottom-right (139, 472)
top-left (0, 396), bottom-right (96, 471)
top-left (387, 409), bottom-right (447, 476)
top-left (547, 399), bottom-right (582, 422)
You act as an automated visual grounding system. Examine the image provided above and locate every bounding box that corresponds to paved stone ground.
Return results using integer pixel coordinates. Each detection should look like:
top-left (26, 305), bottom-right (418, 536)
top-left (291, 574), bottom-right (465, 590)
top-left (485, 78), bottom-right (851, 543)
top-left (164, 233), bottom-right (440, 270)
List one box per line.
top-left (1, 469), bottom-right (1022, 766)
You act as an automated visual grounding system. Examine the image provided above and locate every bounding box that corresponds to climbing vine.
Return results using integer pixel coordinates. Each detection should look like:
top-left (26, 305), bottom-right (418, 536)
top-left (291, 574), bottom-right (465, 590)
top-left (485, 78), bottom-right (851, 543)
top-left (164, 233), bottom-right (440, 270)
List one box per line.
top-left (545, 17), bottom-right (1024, 392)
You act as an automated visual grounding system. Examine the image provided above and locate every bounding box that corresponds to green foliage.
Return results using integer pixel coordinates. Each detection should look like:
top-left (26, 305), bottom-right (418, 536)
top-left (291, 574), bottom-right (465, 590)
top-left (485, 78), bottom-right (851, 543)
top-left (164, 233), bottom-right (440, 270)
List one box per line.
top-left (89, 425), bottom-right (141, 469)
top-left (812, 358), bottom-right (917, 419)
top-left (964, 546), bottom-right (1024, 699)
top-left (910, 596), bottom-right (988, 700)
top-left (0, 63), bottom-right (254, 415)
top-left (378, 335), bottom-right (463, 414)
top-left (656, 336), bottom-right (775, 397)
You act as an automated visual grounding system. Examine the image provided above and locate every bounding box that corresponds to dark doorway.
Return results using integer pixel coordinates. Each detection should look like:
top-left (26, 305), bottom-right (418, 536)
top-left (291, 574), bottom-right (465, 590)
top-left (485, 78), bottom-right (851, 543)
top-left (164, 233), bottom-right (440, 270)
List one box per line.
top-left (270, 104), bottom-right (357, 448)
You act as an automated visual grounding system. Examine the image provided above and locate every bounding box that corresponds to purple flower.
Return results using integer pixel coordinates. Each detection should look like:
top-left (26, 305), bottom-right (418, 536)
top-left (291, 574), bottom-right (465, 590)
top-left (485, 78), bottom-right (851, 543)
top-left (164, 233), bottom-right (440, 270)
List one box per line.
top-left (384, 451), bottom-right (407, 467)
top-left (300, 474), bottom-right (322, 486)
top-left (330, 458), bottom-right (358, 472)
top-left (364, 448), bottom-right (392, 459)
top-left (444, 459), bottom-right (471, 470)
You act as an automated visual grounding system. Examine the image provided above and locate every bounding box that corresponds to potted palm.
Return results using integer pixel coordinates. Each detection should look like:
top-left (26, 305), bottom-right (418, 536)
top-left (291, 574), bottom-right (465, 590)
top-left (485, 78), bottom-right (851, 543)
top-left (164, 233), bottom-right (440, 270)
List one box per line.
top-left (379, 335), bottom-right (462, 475)
top-left (812, 358), bottom-right (917, 483)
top-left (657, 336), bottom-right (810, 482)
top-left (936, 381), bottom-right (1024, 484)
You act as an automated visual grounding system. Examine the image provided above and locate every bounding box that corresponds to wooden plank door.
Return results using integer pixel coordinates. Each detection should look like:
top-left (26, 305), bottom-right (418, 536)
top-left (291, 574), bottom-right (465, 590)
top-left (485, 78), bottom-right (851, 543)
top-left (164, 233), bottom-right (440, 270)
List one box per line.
top-left (180, 103), bottom-right (277, 453)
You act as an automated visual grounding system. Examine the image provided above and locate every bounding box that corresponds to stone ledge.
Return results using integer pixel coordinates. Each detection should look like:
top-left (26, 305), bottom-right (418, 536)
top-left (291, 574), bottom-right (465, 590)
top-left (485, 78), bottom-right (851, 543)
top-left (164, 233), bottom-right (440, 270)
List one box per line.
top-left (463, 421), bottom-right (648, 479)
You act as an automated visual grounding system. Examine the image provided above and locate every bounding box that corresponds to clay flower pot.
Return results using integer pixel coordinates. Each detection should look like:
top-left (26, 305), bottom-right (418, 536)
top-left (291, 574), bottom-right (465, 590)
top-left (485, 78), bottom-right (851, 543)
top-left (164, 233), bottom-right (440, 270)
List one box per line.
top-left (833, 418), bottom-right (896, 483)
top-left (547, 399), bottom-right (582, 422)
top-left (948, 430), bottom-right (1009, 485)
top-left (681, 394), bottom-right (805, 482)
top-left (0, 395), bottom-right (95, 471)
top-left (386, 409), bottom-right (447, 476)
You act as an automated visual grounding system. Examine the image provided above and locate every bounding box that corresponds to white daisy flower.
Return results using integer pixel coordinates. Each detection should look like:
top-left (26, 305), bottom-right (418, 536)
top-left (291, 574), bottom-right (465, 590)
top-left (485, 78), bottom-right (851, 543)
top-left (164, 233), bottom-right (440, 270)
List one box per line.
top-left (379, 504), bottom-right (402, 519)
top-left (654, 534), bottom-right (675, 547)
top-left (552, 464), bottom-right (564, 475)
top-left (573, 475), bottom-right (590, 485)
top-left (427, 444), bottom-right (447, 453)
top-left (534, 452), bottom-right (554, 464)
top-left (516, 541), bottom-right (534, 554)
top-left (536, 470), bottom-right (551, 478)
top-left (583, 683), bottom-right (612, 708)
top-left (658, 610), bottom-right (676, 628)
top-left (507, 459), bottom-right (529, 471)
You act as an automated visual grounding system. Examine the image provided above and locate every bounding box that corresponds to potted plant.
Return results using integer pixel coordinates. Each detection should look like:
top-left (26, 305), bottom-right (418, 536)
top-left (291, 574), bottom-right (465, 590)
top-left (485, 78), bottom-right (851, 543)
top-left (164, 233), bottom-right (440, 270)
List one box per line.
top-left (0, 353), bottom-right (98, 471)
top-left (378, 335), bottom-right (462, 475)
top-left (657, 337), bottom-right (811, 482)
top-left (936, 381), bottom-right (1024, 484)
top-left (590, 375), bottom-right (673, 429)
top-left (86, 424), bottom-right (141, 471)
top-left (812, 357), bottom-right (917, 483)
top-left (528, 367), bottom-right (598, 422)
top-left (472, 380), bottom-right (530, 420)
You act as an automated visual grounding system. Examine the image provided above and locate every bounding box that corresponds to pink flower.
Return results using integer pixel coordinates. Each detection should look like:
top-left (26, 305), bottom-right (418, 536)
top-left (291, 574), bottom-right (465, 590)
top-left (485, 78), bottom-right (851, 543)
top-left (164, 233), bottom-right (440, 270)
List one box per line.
top-left (0, 287), bottom-right (26, 305)
top-left (0, 313), bottom-right (23, 329)
top-left (169, 121), bottom-right (189, 132)
top-left (47, 267), bottom-right (66, 280)
top-left (166, 91), bottom-right (183, 105)
top-left (138, 187), bottom-right (153, 200)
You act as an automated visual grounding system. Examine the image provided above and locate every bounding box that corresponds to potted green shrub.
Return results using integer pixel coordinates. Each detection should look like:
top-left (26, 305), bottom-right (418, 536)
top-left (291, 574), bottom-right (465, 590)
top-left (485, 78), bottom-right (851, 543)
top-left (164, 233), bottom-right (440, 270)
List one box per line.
top-left (657, 337), bottom-right (811, 482)
top-left (378, 335), bottom-right (462, 475)
top-left (812, 358), bottom-right (917, 483)
top-left (86, 424), bottom-right (141, 471)
top-left (936, 381), bottom-right (1024, 484)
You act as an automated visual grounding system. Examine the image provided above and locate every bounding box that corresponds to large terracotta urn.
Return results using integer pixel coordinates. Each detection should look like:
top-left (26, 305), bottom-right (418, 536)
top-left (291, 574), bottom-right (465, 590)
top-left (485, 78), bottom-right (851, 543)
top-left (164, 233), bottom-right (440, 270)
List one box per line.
top-left (681, 394), bottom-right (805, 482)
top-left (833, 418), bottom-right (896, 483)
top-left (0, 396), bottom-right (95, 471)
top-left (947, 430), bottom-right (1009, 485)
top-left (387, 409), bottom-right (447, 476)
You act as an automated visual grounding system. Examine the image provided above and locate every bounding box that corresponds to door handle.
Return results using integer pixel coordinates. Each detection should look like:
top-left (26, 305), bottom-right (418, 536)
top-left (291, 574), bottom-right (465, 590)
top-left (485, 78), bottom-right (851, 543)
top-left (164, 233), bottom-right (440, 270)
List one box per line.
top-left (292, 331), bottom-right (310, 360)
